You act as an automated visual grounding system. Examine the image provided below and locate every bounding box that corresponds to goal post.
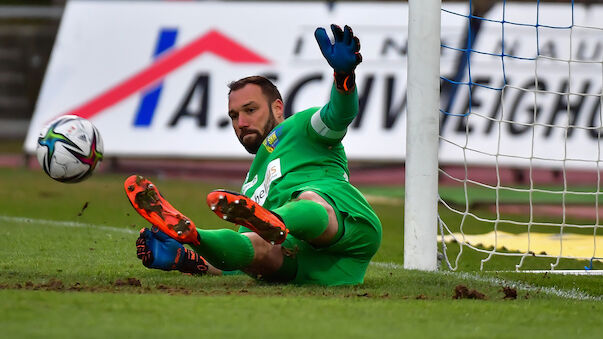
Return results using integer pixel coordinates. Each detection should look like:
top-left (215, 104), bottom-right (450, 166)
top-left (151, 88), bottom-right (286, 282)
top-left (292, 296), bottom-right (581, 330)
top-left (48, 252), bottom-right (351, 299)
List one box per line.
top-left (404, 0), bottom-right (441, 271)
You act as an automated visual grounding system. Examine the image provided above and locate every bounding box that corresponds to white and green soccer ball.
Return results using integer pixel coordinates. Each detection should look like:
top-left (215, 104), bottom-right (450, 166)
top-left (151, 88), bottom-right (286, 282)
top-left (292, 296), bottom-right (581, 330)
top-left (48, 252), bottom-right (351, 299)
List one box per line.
top-left (36, 115), bottom-right (104, 183)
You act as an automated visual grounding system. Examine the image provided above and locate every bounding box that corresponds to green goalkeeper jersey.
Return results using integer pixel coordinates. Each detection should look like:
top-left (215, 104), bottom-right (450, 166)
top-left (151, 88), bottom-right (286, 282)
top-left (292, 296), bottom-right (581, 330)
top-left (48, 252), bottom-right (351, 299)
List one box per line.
top-left (239, 85), bottom-right (381, 232)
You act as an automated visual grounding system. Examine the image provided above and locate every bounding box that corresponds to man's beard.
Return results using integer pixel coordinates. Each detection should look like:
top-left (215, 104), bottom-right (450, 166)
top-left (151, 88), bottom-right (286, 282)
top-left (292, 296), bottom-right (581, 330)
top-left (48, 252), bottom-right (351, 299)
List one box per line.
top-left (240, 107), bottom-right (278, 154)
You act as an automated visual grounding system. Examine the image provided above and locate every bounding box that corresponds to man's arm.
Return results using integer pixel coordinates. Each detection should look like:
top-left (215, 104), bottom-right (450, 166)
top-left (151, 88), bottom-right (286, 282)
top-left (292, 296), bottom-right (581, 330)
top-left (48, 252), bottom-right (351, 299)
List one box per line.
top-left (312, 25), bottom-right (362, 139)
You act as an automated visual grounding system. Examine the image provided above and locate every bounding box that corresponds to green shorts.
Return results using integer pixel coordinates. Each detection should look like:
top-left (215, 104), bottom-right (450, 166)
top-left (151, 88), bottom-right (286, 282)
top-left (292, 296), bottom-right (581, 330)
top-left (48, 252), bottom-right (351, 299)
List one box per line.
top-left (272, 181), bottom-right (382, 286)
top-left (239, 179), bottom-right (382, 285)
top-left (281, 215), bottom-right (381, 286)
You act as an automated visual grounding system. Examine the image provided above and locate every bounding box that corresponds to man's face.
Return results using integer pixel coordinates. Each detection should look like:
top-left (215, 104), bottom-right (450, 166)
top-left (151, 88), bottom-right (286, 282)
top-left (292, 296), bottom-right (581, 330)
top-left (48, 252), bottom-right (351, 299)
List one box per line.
top-left (228, 84), bottom-right (283, 154)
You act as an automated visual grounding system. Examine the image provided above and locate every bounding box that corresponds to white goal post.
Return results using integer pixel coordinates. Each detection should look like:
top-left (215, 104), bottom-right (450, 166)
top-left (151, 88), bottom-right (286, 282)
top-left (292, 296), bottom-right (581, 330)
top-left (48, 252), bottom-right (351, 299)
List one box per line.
top-left (405, 0), bottom-right (603, 272)
top-left (404, 0), bottom-right (441, 271)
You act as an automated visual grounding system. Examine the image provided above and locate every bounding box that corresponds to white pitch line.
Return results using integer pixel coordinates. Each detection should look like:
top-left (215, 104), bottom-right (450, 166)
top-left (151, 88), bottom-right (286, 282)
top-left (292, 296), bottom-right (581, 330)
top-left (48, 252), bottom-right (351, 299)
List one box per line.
top-left (370, 261), bottom-right (602, 301)
top-left (0, 215), bottom-right (138, 235)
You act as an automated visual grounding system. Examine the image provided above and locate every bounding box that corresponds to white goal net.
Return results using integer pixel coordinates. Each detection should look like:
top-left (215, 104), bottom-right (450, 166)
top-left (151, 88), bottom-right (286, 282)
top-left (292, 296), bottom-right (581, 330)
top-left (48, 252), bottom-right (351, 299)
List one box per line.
top-left (406, 0), bottom-right (603, 272)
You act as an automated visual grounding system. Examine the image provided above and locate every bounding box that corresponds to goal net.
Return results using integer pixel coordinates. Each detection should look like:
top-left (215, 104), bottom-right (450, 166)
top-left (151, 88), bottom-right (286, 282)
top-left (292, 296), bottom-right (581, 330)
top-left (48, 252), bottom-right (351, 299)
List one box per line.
top-left (406, 0), bottom-right (603, 272)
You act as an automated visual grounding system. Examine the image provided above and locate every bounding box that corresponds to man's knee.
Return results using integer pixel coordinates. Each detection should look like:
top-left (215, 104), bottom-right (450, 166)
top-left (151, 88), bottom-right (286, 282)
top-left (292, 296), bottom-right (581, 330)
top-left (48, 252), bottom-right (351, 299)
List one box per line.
top-left (241, 233), bottom-right (284, 276)
top-left (296, 191), bottom-right (340, 246)
top-left (296, 191), bottom-right (333, 214)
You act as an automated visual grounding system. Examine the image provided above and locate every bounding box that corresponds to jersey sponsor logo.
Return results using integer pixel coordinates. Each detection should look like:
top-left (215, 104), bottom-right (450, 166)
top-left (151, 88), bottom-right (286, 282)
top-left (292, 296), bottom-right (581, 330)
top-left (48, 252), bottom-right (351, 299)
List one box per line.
top-left (241, 173), bottom-right (258, 194)
top-left (262, 127), bottom-right (282, 153)
top-left (251, 158), bottom-right (282, 205)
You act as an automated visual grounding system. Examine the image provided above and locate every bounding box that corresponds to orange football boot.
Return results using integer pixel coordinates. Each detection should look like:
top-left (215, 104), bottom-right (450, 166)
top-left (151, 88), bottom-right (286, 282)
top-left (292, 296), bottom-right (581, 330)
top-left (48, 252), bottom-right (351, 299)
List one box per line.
top-left (124, 175), bottom-right (200, 245)
top-left (206, 190), bottom-right (288, 244)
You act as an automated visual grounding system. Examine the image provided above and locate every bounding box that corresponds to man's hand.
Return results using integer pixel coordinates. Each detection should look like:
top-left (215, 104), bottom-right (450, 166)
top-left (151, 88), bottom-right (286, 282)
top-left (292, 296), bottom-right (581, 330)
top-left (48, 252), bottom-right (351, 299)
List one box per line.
top-left (315, 24), bottom-right (362, 88)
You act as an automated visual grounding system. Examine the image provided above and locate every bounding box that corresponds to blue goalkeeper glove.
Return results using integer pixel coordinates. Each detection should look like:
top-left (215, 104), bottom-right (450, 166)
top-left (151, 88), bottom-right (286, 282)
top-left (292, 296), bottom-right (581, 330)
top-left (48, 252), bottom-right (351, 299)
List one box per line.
top-left (314, 24), bottom-right (362, 91)
top-left (136, 227), bottom-right (208, 274)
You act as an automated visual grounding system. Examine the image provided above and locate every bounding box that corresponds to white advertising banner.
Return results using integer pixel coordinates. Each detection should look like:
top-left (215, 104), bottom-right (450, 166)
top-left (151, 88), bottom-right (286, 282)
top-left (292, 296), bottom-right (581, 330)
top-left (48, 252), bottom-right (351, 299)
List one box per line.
top-left (25, 1), bottom-right (425, 160)
top-left (24, 1), bottom-right (603, 168)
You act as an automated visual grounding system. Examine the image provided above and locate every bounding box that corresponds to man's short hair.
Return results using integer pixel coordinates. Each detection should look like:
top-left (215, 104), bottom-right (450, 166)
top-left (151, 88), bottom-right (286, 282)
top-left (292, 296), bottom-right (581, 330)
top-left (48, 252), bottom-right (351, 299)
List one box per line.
top-left (228, 76), bottom-right (283, 104)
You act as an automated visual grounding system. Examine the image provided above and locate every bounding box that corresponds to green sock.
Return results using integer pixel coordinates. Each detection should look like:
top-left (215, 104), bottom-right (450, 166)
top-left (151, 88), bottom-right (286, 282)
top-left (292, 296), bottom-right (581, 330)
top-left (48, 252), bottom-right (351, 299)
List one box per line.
top-left (273, 199), bottom-right (329, 241)
top-left (191, 229), bottom-right (254, 271)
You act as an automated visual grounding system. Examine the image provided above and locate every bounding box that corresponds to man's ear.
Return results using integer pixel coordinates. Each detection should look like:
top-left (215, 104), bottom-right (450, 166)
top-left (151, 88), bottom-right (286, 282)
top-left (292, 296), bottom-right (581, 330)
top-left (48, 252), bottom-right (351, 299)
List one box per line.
top-left (272, 99), bottom-right (285, 122)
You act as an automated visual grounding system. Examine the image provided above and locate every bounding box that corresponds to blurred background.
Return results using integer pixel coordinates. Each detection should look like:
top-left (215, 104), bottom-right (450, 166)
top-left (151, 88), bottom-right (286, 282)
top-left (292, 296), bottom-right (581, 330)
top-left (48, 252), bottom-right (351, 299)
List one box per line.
top-left (0, 0), bottom-right (411, 183)
top-left (2, 0), bottom-right (601, 182)
top-left (0, 0), bottom-right (64, 141)
top-left (1, 0), bottom-right (411, 147)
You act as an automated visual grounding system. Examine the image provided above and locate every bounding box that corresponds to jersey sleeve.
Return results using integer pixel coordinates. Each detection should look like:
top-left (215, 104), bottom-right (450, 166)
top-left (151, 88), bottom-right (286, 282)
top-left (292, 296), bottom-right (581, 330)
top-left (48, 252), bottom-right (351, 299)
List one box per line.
top-left (309, 84), bottom-right (359, 142)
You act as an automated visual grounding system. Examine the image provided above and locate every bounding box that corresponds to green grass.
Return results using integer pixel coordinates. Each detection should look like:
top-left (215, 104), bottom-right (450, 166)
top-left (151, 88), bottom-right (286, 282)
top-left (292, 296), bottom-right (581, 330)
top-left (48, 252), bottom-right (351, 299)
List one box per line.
top-left (2, 290), bottom-right (602, 338)
top-left (1, 167), bottom-right (603, 338)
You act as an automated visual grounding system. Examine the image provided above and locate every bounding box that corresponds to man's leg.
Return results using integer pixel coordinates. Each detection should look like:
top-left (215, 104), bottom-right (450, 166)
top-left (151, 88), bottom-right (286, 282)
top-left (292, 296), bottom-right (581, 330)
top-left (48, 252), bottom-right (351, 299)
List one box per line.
top-left (136, 226), bottom-right (293, 279)
top-left (275, 191), bottom-right (341, 247)
top-left (205, 189), bottom-right (381, 286)
top-left (189, 228), bottom-right (255, 271)
top-left (207, 190), bottom-right (341, 247)
top-left (126, 176), bottom-right (292, 279)
top-left (239, 233), bottom-right (296, 281)
top-left (191, 230), bottom-right (295, 281)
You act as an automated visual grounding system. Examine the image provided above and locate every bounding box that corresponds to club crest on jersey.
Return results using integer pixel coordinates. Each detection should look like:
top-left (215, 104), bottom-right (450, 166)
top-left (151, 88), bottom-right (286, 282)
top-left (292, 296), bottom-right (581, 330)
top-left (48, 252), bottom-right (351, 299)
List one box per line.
top-left (262, 127), bottom-right (281, 153)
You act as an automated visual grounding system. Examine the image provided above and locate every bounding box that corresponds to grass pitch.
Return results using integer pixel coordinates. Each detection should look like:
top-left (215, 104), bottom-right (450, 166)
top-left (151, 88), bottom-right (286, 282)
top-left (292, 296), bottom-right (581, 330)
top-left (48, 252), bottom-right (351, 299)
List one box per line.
top-left (1, 167), bottom-right (602, 338)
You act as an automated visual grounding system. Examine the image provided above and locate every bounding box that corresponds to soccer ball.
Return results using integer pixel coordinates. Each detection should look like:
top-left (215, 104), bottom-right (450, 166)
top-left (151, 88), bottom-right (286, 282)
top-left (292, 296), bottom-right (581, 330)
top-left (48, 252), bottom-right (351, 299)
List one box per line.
top-left (36, 115), bottom-right (104, 183)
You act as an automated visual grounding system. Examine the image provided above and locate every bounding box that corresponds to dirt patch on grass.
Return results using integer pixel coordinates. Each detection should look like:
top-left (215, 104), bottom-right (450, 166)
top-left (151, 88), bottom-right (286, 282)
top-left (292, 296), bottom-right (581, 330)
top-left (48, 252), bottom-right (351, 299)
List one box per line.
top-left (0, 279), bottom-right (419, 300)
top-left (0, 278), bottom-right (274, 296)
top-left (113, 278), bottom-right (142, 287)
top-left (156, 284), bottom-right (194, 295)
top-left (501, 286), bottom-right (518, 299)
top-left (0, 278), bottom-right (148, 294)
top-left (19, 279), bottom-right (65, 291)
top-left (453, 284), bottom-right (487, 300)
top-left (0, 278), bottom-right (509, 301)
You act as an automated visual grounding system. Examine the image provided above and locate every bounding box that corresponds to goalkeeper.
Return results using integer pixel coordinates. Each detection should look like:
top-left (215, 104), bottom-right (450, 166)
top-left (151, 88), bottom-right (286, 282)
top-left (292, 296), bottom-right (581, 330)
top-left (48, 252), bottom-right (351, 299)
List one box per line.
top-left (126, 25), bottom-right (382, 285)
